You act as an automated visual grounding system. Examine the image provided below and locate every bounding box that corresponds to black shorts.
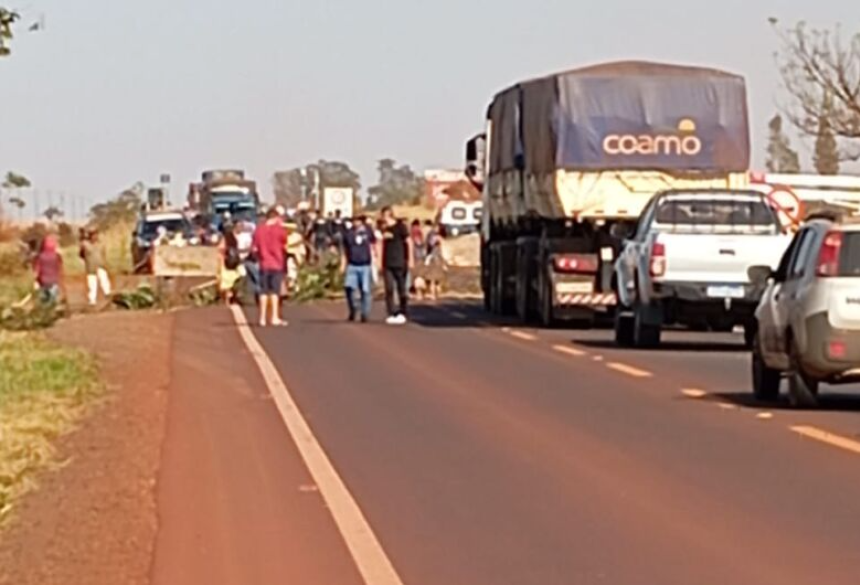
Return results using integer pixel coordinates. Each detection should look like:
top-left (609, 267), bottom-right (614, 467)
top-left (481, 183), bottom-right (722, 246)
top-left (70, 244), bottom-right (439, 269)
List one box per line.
top-left (259, 270), bottom-right (285, 295)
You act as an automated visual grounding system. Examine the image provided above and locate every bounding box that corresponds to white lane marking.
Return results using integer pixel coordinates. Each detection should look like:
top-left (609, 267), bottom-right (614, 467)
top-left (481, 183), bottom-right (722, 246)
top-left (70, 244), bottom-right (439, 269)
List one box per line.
top-left (606, 362), bottom-right (653, 379)
top-left (592, 356), bottom-right (605, 362)
top-left (756, 412), bottom-right (774, 421)
top-left (552, 344), bottom-right (587, 358)
top-left (508, 331), bottom-right (538, 342)
top-left (790, 425), bottom-right (860, 456)
top-left (230, 306), bottom-right (404, 585)
top-left (681, 389), bottom-right (708, 399)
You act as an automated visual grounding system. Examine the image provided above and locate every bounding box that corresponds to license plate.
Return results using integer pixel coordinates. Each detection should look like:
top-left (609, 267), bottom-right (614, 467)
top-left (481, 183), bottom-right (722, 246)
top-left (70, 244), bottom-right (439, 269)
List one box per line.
top-left (556, 282), bottom-right (594, 295)
top-left (707, 285), bottom-right (745, 299)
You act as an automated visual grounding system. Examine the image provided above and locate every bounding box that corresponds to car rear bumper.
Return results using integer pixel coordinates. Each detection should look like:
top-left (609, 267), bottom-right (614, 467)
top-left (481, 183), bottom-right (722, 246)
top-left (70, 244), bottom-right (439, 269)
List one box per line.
top-left (801, 313), bottom-right (860, 383)
top-left (652, 281), bottom-right (764, 305)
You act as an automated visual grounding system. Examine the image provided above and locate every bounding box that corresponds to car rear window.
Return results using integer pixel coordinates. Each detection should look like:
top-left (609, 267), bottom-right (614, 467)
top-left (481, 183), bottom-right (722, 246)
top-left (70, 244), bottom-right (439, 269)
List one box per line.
top-left (141, 218), bottom-right (188, 238)
top-left (839, 233), bottom-right (860, 276)
top-left (654, 198), bottom-right (781, 234)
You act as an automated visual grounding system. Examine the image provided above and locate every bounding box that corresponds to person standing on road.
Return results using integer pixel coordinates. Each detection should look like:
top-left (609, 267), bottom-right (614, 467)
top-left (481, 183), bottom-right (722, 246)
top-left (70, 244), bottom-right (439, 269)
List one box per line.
top-left (252, 207), bottom-right (288, 327)
top-left (341, 215), bottom-right (376, 323)
top-left (80, 228), bottom-right (112, 307)
top-left (380, 206), bottom-right (411, 325)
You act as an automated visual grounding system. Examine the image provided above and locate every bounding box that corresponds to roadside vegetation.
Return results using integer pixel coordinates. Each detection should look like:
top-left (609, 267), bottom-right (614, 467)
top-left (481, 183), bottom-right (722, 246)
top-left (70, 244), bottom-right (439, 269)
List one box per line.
top-left (0, 331), bottom-right (101, 524)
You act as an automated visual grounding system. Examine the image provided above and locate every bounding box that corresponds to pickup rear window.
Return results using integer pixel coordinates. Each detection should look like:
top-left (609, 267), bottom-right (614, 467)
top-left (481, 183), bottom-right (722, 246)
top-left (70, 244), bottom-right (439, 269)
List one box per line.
top-left (654, 198), bottom-right (781, 234)
top-left (839, 233), bottom-right (860, 276)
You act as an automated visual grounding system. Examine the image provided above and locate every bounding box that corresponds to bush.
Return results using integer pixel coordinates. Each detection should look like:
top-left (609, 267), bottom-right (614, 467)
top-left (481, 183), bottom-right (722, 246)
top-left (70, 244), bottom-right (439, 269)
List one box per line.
top-left (111, 285), bottom-right (158, 310)
top-left (294, 255), bottom-right (344, 303)
top-left (0, 303), bottom-right (62, 332)
top-left (0, 246), bottom-right (28, 277)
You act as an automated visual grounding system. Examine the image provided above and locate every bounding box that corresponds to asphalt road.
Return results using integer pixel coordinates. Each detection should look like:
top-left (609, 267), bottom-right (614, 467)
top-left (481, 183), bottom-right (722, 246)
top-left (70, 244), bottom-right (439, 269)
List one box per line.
top-left (153, 301), bottom-right (860, 585)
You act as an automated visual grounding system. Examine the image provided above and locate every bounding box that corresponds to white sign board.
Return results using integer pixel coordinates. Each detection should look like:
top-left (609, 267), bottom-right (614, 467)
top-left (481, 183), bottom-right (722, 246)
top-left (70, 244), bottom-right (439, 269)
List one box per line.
top-left (323, 187), bottom-right (354, 218)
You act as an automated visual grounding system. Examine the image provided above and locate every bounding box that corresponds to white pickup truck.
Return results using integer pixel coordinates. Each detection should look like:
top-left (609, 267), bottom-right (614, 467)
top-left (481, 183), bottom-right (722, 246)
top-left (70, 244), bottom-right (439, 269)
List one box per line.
top-left (614, 189), bottom-right (793, 348)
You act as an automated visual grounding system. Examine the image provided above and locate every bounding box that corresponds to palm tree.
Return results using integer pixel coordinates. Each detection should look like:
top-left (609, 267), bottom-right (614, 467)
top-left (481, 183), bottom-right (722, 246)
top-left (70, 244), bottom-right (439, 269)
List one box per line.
top-left (8, 195), bottom-right (25, 221)
top-left (2, 171), bottom-right (32, 221)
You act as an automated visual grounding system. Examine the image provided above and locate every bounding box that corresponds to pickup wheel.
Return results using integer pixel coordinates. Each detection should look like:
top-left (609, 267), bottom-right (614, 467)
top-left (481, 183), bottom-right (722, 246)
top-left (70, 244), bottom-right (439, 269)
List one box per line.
top-left (788, 341), bottom-right (820, 409)
top-left (743, 324), bottom-right (757, 350)
top-left (751, 335), bottom-right (781, 402)
top-left (633, 303), bottom-right (661, 348)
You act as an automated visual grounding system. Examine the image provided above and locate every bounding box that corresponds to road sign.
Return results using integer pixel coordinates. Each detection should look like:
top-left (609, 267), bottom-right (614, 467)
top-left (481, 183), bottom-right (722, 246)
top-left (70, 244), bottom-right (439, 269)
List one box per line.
top-left (323, 187), bottom-right (354, 218)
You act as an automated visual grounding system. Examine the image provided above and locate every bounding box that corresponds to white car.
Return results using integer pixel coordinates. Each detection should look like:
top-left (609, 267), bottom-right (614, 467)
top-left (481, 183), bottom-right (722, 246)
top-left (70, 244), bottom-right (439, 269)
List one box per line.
top-left (750, 216), bottom-right (860, 407)
top-left (615, 189), bottom-right (792, 348)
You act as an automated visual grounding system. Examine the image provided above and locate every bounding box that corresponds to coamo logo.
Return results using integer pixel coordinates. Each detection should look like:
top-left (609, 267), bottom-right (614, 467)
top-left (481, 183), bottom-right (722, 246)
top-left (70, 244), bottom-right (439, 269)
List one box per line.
top-left (603, 119), bottom-right (703, 157)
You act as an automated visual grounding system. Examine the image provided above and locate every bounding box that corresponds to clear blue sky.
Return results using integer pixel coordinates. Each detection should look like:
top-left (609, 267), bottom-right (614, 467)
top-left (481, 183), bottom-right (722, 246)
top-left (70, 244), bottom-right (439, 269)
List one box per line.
top-left (1, 0), bottom-right (858, 216)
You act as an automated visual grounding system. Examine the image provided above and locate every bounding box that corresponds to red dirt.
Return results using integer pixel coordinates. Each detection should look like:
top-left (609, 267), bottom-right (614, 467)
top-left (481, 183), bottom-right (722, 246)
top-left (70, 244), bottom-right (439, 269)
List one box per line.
top-left (0, 311), bottom-right (173, 585)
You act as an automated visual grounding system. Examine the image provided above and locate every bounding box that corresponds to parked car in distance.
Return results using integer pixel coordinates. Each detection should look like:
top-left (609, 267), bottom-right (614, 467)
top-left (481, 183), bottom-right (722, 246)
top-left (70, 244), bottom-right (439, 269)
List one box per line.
top-left (750, 215), bottom-right (860, 407)
top-left (131, 211), bottom-right (195, 273)
top-left (614, 189), bottom-right (792, 348)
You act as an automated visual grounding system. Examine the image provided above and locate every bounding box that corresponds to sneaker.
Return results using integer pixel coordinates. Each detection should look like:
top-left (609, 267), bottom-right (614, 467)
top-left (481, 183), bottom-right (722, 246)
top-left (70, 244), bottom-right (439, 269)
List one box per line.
top-left (360, 315), bottom-right (369, 324)
top-left (385, 315), bottom-right (399, 325)
top-left (394, 314), bottom-right (408, 325)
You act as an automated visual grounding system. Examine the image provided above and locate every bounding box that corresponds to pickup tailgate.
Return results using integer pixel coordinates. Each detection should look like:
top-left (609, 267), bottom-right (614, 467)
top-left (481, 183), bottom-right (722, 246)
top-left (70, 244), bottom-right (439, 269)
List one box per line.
top-left (656, 233), bottom-right (791, 284)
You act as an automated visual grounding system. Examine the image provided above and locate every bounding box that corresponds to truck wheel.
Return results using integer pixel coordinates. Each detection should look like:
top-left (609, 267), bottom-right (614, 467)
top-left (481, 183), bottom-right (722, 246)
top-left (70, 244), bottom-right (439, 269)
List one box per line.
top-left (615, 312), bottom-right (635, 347)
top-left (788, 341), bottom-right (820, 409)
top-left (743, 324), bottom-right (756, 350)
top-left (540, 277), bottom-right (556, 328)
top-left (752, 335), bottom-right (781, 402)
top-left (633, 304), bottom-right (661, 348)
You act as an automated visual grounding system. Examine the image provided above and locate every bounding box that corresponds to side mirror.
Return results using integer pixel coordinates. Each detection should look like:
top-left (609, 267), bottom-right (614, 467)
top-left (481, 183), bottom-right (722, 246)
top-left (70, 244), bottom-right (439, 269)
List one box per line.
top-left (748, 265), bottom-right (774, 286)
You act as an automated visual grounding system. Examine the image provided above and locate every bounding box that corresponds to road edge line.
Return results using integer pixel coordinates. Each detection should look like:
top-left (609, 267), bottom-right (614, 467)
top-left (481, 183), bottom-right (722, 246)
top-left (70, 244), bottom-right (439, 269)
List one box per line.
top-left (229, 306), bottom-right (404, 585)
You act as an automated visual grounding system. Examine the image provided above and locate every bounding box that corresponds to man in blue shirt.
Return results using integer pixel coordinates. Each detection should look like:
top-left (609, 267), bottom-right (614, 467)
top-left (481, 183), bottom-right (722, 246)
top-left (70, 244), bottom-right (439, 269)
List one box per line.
top-left (341, 215), bottom-right (376, 322)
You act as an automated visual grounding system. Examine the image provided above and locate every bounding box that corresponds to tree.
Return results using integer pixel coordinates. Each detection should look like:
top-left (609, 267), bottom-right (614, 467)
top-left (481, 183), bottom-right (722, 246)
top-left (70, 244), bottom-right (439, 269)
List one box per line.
top-left (766, 114), bottom-right (801, 173)
top-left (814, 92), bottom-right (840, 175)
top-left (7, 196), bottom-right (25, 221)
top-left (272, 169), bottom-right (306, 209)
top-left (772, 20), bottom-right (860, 160)
top-left (0, 8), bottom-right (19, 57)
top-left (1, 172), bottom-right (31, 221)
top-left (89, 182), bottom-right (144, 230)
top-left (43, 205), bottom-right (63, 223)
top-left (367, 159), bottom-right (425, 209)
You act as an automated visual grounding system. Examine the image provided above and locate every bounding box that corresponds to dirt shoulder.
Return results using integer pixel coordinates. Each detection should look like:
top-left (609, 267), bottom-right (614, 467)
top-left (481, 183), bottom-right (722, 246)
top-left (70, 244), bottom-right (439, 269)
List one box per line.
top-left (0, 311), bottom-right (174, 585)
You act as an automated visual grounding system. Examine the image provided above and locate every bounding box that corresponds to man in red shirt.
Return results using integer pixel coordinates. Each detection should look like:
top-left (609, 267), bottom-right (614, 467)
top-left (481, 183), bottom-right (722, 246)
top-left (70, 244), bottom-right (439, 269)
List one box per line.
top-left (252, 207), bottom-right (288, 327)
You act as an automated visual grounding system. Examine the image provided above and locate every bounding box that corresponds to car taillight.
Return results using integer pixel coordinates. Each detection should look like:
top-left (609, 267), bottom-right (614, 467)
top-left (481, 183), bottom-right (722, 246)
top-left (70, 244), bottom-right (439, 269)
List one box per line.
top-left (816, 231), bottom-right (844, 277)
top-left (650, 241), bottom-right (667, 277)
top-left (554, 254), bottom-right (598, 274)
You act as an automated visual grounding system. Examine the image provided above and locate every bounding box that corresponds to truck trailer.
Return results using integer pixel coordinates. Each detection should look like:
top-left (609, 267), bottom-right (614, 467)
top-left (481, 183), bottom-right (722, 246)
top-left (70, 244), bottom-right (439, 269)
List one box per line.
top-left (466, 61), bottom-right (752, 326)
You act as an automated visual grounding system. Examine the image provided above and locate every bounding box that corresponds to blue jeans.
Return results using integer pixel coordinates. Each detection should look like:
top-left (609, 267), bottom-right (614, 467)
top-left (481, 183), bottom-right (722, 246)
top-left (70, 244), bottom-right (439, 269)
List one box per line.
top-left (244, 260), bottom-right (260, 298)
top-left (344, 264), bottom-right (373, 318)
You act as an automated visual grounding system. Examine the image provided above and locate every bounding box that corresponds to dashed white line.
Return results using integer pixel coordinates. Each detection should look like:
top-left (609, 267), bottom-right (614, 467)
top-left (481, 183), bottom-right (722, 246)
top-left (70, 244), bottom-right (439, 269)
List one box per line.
top-left (790, 425), bottom-right (860, 456)
top-left (552, 344), bottom-right (587, 358)
top-left (606, 362), bottom-right (653, 378)
top-left (508, 331), bottom-right (538, 342)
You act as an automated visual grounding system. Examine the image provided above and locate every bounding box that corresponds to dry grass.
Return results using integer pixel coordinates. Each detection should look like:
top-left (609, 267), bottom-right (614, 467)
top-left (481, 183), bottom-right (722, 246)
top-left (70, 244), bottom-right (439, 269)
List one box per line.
top-left (0, 332), bottom-right (101, 524)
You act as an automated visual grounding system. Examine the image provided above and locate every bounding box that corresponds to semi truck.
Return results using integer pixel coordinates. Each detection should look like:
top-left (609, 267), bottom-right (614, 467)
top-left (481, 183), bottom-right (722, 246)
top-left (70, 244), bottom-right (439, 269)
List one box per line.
top-left (466, 61), bottom-right (753, 327)
top-left (188, 169), bottom-right (260, 228)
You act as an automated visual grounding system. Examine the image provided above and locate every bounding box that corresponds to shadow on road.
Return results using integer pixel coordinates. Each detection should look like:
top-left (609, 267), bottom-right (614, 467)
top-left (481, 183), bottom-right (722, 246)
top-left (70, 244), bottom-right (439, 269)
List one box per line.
top-left (713, 391), bottom-right (860, 413)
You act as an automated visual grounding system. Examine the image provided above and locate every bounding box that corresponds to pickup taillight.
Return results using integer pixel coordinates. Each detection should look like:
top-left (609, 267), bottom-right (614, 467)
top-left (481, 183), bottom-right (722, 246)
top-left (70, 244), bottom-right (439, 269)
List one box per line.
top-left (650, 241), bottom-right (667, 278)
top-left (554, 254), bottom-right (598, 274)
top-left (816, 231), bottom-right (843, 277)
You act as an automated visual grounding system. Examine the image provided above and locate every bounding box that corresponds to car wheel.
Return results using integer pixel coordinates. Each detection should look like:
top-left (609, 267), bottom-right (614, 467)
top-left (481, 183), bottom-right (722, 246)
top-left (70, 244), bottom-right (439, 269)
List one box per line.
top-left (788, 341), bottom-right (820, 409)
top-left (615, 311), bottom-right (635, 347)
top-left (633, 303), bottom-right (661, 348)
top-left (751, 335), bottom-right (781, 402)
